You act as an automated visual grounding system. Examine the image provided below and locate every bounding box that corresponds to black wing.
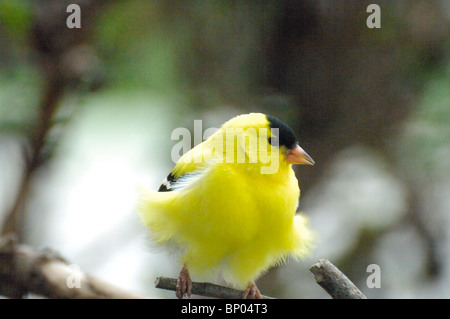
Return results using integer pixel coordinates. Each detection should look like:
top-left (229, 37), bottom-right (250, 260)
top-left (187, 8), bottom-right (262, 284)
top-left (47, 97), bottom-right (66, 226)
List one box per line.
top-left (157, 166), bottom-right (207, 192)
top-left (158, 172), bottom-right (176, 192)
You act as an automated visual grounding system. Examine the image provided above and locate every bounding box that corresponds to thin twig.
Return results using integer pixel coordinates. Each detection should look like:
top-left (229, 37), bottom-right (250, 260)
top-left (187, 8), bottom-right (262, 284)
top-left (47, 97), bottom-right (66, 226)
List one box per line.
top-left (309, 258), bottom-right (367, 299)
top-left (0, 235), bottom-right (147, 299)
top-left (155, 277), bottom-right (274, 299)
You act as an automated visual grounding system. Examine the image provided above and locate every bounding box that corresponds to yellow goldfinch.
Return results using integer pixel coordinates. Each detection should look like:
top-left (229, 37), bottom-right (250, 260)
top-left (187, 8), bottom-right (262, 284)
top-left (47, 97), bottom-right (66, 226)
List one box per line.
top-left (139, 113), bottom-right (316, 298)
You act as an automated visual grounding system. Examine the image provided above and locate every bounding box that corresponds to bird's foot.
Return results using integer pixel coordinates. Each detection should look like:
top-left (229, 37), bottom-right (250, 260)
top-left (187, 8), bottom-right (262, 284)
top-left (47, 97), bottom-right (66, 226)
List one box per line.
top-left (176, 265), bottom-right (192, 299)
top-left (242, 281), bottom-right (262, 299)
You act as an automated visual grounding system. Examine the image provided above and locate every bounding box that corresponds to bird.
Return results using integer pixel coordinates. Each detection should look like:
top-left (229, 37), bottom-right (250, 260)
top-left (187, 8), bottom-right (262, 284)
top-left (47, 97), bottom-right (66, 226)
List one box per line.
top-left (139, 112), bottom-right (316, 299)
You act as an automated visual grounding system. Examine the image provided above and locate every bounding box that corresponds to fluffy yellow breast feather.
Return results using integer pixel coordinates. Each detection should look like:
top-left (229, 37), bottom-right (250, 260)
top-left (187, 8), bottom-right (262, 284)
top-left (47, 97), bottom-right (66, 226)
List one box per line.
top-left (139, 113), bottom-right (316, 299)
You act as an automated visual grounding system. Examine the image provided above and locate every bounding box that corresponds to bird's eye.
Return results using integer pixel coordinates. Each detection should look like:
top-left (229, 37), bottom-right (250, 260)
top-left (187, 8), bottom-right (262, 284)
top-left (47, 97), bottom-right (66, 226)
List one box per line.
top-left (268, 137), bottom-right (279, 146)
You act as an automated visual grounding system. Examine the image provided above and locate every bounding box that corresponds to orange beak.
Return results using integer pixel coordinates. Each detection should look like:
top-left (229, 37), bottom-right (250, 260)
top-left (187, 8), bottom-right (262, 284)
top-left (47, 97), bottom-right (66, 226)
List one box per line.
top-left (285, 145), bottom-right (315, 165)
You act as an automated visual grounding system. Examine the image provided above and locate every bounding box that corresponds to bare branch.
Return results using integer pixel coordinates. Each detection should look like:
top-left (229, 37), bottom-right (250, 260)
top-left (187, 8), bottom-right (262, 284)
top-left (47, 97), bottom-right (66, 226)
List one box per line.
top-left (0, 236), bottom-right (147, 299)
top-left (156, 259), bottom-right (367, 299)
top-left (310, 258), bottom-right (367, 299)
top-left (155, 277), bottom-right (274, 299)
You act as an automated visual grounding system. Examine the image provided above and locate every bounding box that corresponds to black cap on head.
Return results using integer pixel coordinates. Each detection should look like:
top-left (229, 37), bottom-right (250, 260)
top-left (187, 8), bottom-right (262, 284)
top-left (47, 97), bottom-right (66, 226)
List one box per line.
top-left (266, 115), bottom-right (298, 149)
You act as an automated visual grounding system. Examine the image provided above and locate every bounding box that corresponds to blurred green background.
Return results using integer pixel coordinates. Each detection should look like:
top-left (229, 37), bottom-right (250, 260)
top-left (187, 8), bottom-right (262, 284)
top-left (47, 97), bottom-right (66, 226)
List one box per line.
top-left (0, 0), bottom-right (449, 298)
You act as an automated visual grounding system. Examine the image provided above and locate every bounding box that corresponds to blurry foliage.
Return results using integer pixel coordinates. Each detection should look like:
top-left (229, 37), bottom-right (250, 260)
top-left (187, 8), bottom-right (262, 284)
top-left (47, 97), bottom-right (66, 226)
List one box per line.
top-left (398, 61), bottom-right (450, 181)
top-left (0, 69), bottom-right (41, 136)
top-left (95, 1), bottom-right (182, 91)
top-left (0, 0), bottom-right (39, 138)
top-left (0, 0), bottom-right (32, 43)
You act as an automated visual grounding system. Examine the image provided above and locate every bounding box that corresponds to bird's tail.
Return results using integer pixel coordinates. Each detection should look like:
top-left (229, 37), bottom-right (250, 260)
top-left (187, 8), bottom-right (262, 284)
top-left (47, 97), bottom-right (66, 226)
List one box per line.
top-left (138, 187), bottom-right (179, 244)
top-left (291, 213), bottom-right (318, 259)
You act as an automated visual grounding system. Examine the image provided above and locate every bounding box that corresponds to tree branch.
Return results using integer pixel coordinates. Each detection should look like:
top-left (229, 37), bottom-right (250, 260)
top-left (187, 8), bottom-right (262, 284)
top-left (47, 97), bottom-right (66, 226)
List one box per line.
top-left (0, 235), bottom-right (147, 299)
top-left (155, 259), bottom-right (367, 299)
top-left (309, 258), bottom-right (367, 299)
top-left (155, 277), bottom-right (274, 299)
top-left (0, 75), bottom-right (63, 238)
top-left (0, 235), bottom-right (364, 299)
